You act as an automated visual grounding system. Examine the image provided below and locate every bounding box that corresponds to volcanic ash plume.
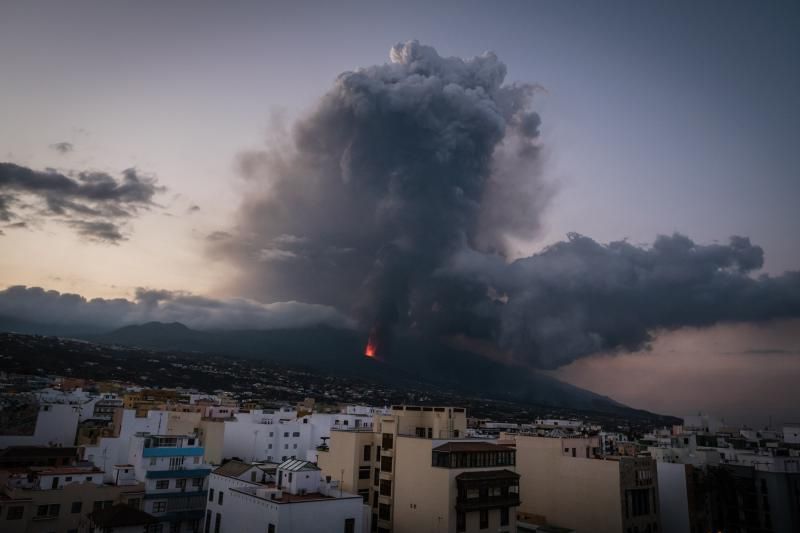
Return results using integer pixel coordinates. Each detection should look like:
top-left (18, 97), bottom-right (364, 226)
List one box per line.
top-left (213, 41), bottom-right (800, 369)
top-left (214, 40), bottom-right (549, 355)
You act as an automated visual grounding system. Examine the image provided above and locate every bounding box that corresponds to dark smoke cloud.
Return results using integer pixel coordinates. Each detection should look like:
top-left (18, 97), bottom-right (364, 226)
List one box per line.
top-left (0, 162), bottom-right (163, 242)
top-left (0, 285), bottom-right (353, 332)
top-left (212, 41), bottom-right (550, 336)
top-left (49, 142), bottom-right (74, 154)
top-left (212, 41), bottom-right (800, 367)
top-left (438, 233), bottom-right (800, 368)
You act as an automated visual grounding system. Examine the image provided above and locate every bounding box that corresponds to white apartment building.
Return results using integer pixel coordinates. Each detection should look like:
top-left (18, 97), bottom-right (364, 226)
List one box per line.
top-left (205, 458), bottom-right (367, 533)
top-left (127, 433), bottom-right (213, 532)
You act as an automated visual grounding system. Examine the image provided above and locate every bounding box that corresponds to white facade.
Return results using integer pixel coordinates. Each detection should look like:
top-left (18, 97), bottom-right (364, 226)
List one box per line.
top-left (85, 409), bottom-right (176, 481)
top-left (783, 424), bottom-right (800, 444)
top-left (221, 412), bottom-right (312, 463)
top-left (0, 402), bottom-right (80, 447)
top-left (206, 459), bottom-right (367, 533)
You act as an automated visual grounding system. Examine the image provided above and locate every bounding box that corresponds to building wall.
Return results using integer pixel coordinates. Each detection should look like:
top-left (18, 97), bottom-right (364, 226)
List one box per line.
top-left (656, 462), bottom-right (689, 533)
top-left (392, 436), bottom-right (453, 533)
top-left (199, 419), bottom-right (226, 465)
top-left (0, 403), bottom-right (80, 447)
top-left (317, 430), bottom-right (374, 495)
top-left (213, 487), bottom-right (365, 533)
top-left (516, 436), bottom-right (623, 533)
top-left (0, 480), bottom-right (143, 533)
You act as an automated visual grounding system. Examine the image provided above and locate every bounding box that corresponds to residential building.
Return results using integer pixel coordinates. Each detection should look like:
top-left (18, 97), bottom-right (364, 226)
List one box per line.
top-left (0, 462), bottom-right (144, 533)
top-left (514, 435), bottom-right (660, 533)
top-left (128, 433), bottom-right (212, 532)
top-left (205, 458), bottom-right (367, 533)
top-left (319, 405), bottom-right (518, 533)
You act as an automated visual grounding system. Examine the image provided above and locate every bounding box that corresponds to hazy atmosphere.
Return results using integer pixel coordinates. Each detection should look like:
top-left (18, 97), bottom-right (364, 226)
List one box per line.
top-left (2, 0), bottom-right (799, 426)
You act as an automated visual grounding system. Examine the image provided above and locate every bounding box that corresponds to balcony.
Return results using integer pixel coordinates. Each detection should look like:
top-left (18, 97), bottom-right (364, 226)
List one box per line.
top-left (455, 494), bottom-right (521, 512)
top-left (142, 447), bottom-right (204, 458)
top-left (455, 469), bottom-right (521, 512)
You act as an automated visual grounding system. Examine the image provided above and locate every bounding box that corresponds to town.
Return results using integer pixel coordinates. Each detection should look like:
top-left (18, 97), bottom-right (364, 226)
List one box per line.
top-left (1, 348), bottom-right (798, 531)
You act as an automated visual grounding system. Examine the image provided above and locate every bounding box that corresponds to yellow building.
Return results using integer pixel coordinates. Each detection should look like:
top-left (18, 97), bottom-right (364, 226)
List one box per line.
top-left (319, 405), bottom-right (520, 533)
top-left (513, 434), bottom-right (660, 533)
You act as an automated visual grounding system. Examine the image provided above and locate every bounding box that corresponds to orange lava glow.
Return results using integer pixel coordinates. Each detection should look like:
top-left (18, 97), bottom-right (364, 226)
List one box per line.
top-left (364, 338), bottom-right (377, 358)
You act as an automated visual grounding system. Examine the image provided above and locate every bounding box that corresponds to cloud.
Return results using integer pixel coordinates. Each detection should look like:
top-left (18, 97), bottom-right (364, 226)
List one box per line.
top-left (0, 285), bottom-right (354, 332)
top-left (439, 233), bottom-right (800, 368)
top-left (67, 220), bottom-right (126, 244)
top-left (0, 162), bottom-right (164, 242)
top-left (49, 142), bottom-right (74, 154)
top-left (208, 41), bottom-right (800, 367)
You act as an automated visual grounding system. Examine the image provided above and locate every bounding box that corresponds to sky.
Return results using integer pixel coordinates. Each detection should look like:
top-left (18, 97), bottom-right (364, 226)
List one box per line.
top-left (1, 0), bottom-right (798, 425)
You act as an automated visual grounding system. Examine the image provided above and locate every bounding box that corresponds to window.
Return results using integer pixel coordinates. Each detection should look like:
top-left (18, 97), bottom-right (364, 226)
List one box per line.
top-left (176, 479), bottom-right (187, 489)
top-left (359, 466), bottom-right (371, 480)
top-left (284, 444), bottom-right (289, 449)
top-left (7, 506), bottom-right (23, 520)
top-left (456, 511), bottom-right (466, 532)
top-left (378, 503), bottom-right (391, 521)
top-left (373, 467), bottom-right (380, 485)
top-left (358, 489), bottom-right (370, 503)
top-left (363, 445), bottom-right (372, 461)
top-left (380, 456), bottom-right (392, 472)
top-left (150, 457), bottom-right (158, 466)
top-left (153, 501), bottom-right (168, 513)
top-left (479, 509), bottom-right (489, 529)
top-left (156, 480), bottom-right (169, 489)
top-left (268, 444), bottom-right (273, 449)
top-left (192, 478), bottom-right (202, 488)
top-left (268, 525), bottom-right (275, 533)
top-left (205, 510), bottom-right (211, 533)
top-left (345, 518), bottom-right (355, 533)
top-left (128, 498), bottom-right (141, 510)
top-left (214, 513), bottom-right (221, 533)
top-left (373, 490), bottom-right (379, 508)
top-left (71, 501), bottom-right (82, 513)
top-left (37, 504), bottom-right (60, 518)
top-left (376, 446), bottom-right (381, 461)
top-left (218, 491), bottom-right (224, 505)
top-left (382, 433), bottom-right (393, 450)
top-left (379, 479), bottom-right (391, 497)
top-left (500, 507), bottom-right (509, 526)
top-left (293, 432), bottom-right (300, 437)
top-left (284, 432), bottom-right (289, 437)
top-left (293, 443), bottom-right (297, 449)
top-left (209, 489), bottom-right (214, 502)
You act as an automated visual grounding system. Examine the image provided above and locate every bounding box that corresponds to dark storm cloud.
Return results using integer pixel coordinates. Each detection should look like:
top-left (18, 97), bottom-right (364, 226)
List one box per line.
top-left (0, 285), bottom-right (353, 331)
top-left (49, 142), bottom-right (74, 154)
top-left (0, 162), bottom-right (164, 242)
top-left (212, 41), bottom-right (800, 367)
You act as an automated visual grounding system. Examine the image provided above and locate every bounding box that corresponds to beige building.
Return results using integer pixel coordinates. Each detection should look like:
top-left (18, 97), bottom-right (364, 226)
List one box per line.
top-left (319, 405), bottom-right (520, 533)
top-left (513, 435), bottom-right (660, 533)
top-left (197, 418), bottom-right (226, 465)
top-left (0, 465), bottom-right (144, 533)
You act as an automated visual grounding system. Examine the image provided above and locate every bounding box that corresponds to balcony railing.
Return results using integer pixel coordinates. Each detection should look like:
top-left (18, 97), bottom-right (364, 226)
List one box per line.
top-left (455, 495), bottom-right (521, 512)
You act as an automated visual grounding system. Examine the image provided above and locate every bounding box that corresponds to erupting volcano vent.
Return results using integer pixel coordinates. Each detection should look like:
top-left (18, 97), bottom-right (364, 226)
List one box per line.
top-left (364, 328), bottom-right (379, 358)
